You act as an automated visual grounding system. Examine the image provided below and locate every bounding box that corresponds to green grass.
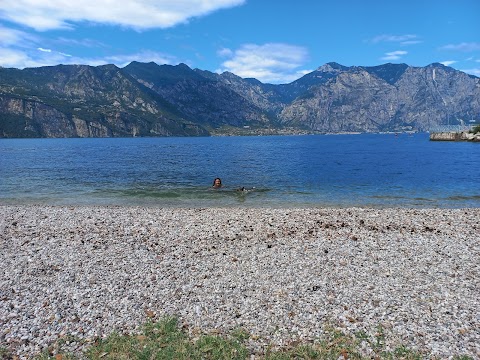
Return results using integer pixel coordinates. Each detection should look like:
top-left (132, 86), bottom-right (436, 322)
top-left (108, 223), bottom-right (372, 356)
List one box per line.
top-left (85, 318), bottom-right (248, 360)
top-left (1, 317), bottom-right (472, 360)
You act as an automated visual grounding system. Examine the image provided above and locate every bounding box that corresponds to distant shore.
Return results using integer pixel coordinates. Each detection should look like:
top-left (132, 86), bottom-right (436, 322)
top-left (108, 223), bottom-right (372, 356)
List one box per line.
top-left (209, 127), bottom-right (421, 137)
top-left (429, 130), bottom-right (480, 142)
top-left (1, 205), bottom-right (479, 358)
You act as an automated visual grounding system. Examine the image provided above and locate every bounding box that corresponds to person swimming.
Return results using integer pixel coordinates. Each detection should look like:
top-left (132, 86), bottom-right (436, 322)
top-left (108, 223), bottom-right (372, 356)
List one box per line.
top-left (212, 178), bottom-right (254, 192)
top-left (212, 177), bottom-right (222, 188)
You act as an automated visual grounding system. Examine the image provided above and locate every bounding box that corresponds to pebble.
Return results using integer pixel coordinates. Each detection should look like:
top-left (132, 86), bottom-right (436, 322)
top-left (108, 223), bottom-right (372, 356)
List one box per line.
top-left (0, 205), bottom-right (479, 359)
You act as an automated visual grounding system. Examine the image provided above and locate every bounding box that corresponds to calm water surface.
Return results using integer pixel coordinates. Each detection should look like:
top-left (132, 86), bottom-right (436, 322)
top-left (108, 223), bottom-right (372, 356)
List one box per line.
top-left (1, 134), bottom-right (479, 208)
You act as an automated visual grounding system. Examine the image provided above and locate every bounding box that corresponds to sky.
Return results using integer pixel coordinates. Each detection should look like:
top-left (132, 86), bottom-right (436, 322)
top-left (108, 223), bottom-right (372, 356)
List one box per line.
top-left (0, 0), bottom-right (479, 84)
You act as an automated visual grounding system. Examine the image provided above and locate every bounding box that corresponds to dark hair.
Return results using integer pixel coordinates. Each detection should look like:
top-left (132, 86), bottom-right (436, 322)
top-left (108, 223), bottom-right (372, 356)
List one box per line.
top-left (213, 177), bottom-right (222, 186)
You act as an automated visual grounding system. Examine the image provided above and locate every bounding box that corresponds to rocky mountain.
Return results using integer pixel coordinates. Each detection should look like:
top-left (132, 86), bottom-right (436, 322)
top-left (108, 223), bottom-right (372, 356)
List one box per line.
top-left (0, 61), bottom-right (478, 137)
top-left (123, 62), bottom-right (273, 129)
top-left (0, 64), bottom-right (208, 137)
top-left (279, 63), bottom-right (480, 132)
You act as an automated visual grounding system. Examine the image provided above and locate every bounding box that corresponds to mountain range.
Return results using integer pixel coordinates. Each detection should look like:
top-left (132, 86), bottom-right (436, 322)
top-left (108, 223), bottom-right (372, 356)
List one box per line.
top-left (0, 61), bottom-right (479, 137)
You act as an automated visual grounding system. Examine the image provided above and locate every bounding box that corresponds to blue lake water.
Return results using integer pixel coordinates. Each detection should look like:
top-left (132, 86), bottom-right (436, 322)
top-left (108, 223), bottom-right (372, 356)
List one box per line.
top-left (0, 133), bottom-right (479, 208)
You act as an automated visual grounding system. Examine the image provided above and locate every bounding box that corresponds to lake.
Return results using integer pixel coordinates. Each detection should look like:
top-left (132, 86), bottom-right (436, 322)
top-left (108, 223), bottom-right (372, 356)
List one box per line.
top-left (1, 133), bottom-right (479, 208)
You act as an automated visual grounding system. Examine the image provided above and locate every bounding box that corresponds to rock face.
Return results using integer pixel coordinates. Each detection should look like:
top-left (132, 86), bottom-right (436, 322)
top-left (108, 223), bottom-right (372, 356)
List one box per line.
top-left (0, 64), bottom-right (208, 137)
top-left (123, 62), bottom-right (272, 129)
top-left (0, 61), bottom-right (479, 137)
top-left (430, 131), bottom-right (480, 141)
top-left (279, 63), bottom-right (480, 132)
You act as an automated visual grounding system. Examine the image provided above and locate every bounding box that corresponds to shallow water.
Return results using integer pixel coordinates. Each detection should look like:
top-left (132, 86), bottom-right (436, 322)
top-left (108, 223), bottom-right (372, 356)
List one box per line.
top-left (1, 133), bottom-right (479, 207)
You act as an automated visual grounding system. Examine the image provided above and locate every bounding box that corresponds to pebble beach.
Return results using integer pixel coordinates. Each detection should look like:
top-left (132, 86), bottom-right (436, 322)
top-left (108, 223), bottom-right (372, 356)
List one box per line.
top-left (0, 205), bottom-right (479, 359)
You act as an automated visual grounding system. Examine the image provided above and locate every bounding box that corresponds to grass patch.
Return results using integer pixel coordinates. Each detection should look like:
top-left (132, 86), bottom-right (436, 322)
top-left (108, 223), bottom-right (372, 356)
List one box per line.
top-left (0, 347), bottom-right (12, 359)
top-left (85, 317), bottom-right (248, 360)
top-left (28, 317), bottom-right (474, 360)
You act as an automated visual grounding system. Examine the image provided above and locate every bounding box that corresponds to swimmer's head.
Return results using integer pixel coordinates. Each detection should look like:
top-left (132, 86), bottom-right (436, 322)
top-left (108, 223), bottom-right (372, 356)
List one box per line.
top-left (212, 178), bottom-right (222, 188)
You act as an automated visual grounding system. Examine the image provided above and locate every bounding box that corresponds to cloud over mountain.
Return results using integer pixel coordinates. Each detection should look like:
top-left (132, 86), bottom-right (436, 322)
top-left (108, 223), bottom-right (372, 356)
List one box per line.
top-left (216, 43), bottom-right (311, 84)
top-left (381, 50), bottom-right (408, 61)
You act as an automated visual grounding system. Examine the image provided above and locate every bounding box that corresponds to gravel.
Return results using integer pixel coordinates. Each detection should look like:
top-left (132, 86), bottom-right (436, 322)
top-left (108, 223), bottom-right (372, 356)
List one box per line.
top-left (0, 205), bottom-right (479, 358)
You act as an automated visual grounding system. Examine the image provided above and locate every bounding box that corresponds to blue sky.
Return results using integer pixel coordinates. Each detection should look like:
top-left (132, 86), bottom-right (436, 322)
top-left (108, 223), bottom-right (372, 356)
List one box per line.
top-left (0, 0), bottom-right (478, 83)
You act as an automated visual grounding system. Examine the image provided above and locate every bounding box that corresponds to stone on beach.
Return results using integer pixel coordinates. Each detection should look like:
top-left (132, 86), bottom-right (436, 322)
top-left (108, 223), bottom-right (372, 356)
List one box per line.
top-left (0, 205), bottom-right (479, 358)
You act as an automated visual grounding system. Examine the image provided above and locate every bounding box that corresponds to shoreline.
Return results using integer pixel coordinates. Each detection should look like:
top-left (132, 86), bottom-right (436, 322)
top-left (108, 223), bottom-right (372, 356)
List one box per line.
top-left (430, 131), bottom-right (480, 142)
top-left (1, 205), bottom-right (479, 358)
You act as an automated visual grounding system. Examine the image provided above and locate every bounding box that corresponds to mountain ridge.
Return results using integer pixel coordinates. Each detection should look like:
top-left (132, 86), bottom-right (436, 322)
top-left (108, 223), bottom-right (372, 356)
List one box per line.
top-left (0, 61), bottom-right (478, 137)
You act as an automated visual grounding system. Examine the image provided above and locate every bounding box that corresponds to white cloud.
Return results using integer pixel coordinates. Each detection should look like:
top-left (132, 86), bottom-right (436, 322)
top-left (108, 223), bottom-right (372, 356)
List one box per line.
top-left (461, 68), bottom-right (480, 77)
top-left (0, 47), bottom-right (33, 68)
top-left (0, 25), bottom-right (23, 45)
top-left (55, 37), bottom-right (106, 48)
top-left (0, 25), bottom-right (38, 46)
top-left (0, 22), bottom-right (180, 69)
top-left (440, 42), bottom-right (480, 52)
top-left (440, 60), bottom-right (457, 66)
top-left (216, 43), bottom-right (310, 83)
top-left (371, 34), bottom-right (421, 45)
top-left (217, 47), bottom-right (233, 57)
top-left (0, 47), bottom-right (64, 68)
top-left (0, 44), bottom-right (178, 69)
top-left (400, 40), bottom-right (422, 45)
top-left (381, 50), bottom-right (408, 61)
top-left (0, 0), bottom-right (246, 31)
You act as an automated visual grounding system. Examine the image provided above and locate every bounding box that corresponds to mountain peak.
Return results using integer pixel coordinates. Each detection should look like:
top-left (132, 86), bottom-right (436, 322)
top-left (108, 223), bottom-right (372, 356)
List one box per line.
top-left (177, 63), bottom-right (191, 69)
top-left (316, 62), bottom-right (348, 73)
top-left (220, 71), bottom-right (241, 79)
top-left (97, 63), bottom-right (119, 71)
top-left (364, 63), bottom-right (409, 85)
top-left (124, 61), bottom-right (206, 85)
top-left (428, 62), bottom-right (455, 71)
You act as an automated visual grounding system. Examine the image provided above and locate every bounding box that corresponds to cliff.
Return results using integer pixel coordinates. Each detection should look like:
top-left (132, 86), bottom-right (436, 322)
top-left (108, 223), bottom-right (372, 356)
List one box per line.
top-left (278, 63), bottom-right (480, 132)
top-left (0, 64), bottom-right (208, 137)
